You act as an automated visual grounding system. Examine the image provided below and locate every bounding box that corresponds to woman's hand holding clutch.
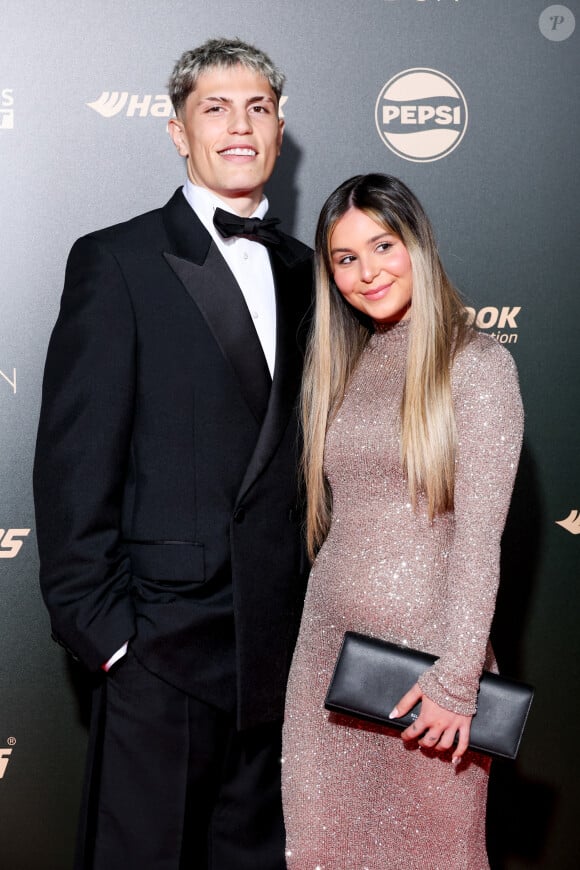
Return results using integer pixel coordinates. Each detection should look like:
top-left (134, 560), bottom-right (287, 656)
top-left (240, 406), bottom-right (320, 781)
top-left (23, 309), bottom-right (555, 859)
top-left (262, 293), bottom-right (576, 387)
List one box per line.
top-left (390, 683), bottom-right (473, 764)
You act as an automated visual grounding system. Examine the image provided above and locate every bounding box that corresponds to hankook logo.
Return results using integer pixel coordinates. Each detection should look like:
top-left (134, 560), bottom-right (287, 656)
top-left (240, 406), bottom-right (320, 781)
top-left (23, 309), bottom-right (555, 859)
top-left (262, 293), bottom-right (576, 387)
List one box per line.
top-left (375, 69), bottom-right (467, 162)
top-left (464, 306), bottom-right (520, 345)
top-left (87, 93), bottom-right (173, 118)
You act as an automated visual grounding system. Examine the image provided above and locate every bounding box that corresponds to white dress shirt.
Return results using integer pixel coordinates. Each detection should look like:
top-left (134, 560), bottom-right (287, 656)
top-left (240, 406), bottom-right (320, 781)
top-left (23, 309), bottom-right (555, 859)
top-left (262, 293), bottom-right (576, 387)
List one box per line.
top-left (182, 180), bottom-right (277, 377)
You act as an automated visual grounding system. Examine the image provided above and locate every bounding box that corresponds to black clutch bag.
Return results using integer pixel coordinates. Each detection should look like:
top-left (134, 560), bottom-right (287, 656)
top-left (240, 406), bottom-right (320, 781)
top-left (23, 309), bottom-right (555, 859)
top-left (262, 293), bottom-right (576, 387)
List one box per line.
top-left (324, 631), bottom-right (534, 760)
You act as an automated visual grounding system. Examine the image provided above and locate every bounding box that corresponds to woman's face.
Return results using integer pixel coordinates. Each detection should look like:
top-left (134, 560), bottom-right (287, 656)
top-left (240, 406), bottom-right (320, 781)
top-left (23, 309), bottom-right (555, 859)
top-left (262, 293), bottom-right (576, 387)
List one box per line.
top-left (329, 207), bottom-right (413, 324)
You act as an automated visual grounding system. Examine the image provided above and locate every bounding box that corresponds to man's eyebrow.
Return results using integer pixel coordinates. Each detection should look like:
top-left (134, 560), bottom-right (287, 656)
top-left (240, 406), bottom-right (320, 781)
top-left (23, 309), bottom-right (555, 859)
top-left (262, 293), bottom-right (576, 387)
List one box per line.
top-left (198, 95), bottom-right (275, 103)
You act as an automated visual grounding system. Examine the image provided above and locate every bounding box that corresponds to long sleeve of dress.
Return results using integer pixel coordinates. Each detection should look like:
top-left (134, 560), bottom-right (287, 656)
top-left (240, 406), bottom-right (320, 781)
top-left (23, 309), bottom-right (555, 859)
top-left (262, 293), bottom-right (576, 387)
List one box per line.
top-left (417, 335), bottom-right (524, 714)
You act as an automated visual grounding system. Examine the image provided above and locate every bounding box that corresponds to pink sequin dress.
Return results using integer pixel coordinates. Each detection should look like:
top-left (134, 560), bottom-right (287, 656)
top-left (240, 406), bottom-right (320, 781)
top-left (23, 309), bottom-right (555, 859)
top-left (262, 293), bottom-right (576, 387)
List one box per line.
top-left (282, 321), bottom-right (524, 870)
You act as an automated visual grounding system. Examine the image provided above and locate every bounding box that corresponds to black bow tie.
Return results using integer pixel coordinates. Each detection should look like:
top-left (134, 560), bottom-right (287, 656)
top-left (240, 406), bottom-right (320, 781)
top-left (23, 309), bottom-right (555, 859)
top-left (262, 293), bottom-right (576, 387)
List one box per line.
top-left (213, 207), bottom-right (281, 247)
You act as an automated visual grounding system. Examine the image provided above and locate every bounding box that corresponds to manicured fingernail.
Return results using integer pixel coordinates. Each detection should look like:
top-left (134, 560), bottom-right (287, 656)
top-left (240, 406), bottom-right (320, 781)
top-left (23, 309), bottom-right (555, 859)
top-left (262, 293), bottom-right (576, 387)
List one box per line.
top-left (388, 707), bottom-right (399, 719)
top-left (452, 756), bottom-right (460, 765)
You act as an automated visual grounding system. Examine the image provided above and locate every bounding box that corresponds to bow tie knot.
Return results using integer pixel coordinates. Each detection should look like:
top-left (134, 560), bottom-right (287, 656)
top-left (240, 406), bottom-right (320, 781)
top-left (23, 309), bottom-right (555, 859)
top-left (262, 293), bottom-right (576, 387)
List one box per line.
top-left (213, 207), bottom-right (281, 247)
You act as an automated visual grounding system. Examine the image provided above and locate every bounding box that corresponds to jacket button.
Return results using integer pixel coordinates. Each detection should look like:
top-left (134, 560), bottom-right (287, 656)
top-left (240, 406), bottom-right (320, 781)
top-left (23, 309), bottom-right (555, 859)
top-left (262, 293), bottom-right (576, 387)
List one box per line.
top-left (233, 508), bottom-right (245, 523)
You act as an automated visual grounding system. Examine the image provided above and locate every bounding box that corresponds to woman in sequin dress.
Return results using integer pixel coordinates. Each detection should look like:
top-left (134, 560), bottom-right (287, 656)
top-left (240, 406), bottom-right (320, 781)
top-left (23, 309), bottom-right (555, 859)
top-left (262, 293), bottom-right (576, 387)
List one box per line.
top-left (282, 174), bottom-right (523, 869)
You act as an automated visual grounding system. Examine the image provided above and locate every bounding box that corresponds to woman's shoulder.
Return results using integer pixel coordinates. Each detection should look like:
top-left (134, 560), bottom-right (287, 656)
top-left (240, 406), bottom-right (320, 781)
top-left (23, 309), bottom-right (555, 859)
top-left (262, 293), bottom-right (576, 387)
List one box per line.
top-left (452, 328), bottom-right (524, 437)
top-left (454, 329), bottom-right (519, 378)
top-left (451, 330), bottom-right (522, 410)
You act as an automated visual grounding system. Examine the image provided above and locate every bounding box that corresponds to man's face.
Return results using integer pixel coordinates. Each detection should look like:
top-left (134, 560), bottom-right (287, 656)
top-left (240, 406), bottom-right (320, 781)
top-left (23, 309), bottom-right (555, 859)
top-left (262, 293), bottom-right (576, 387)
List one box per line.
top-left (168, 64), bottom-right (284, 216)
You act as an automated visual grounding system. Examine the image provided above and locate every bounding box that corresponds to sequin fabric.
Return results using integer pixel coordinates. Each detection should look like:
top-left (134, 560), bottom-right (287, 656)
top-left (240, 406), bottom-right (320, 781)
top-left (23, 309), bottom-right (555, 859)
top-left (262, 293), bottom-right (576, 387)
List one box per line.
top-left (282, 320), bottom-right (524, 869)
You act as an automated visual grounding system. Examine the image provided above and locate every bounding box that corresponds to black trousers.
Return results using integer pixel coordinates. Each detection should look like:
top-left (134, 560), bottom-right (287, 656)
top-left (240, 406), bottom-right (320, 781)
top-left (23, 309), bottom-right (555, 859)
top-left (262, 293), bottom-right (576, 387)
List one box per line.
top-left (75, 649), bottom-right (286, 870)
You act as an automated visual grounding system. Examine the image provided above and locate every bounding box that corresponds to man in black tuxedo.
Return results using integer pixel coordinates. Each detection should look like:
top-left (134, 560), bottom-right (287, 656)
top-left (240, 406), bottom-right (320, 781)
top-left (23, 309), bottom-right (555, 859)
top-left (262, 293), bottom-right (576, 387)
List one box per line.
top-left (33, 37), bottom-right (311, 870)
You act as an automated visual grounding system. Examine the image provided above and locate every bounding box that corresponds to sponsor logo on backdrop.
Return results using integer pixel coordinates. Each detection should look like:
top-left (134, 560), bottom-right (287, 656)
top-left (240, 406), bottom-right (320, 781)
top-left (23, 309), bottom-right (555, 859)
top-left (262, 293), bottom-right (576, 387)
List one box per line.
top-left (87, 93), bottom-right (172, 118)
top-left (464, 306), bottom-right (520, 345)
top-left (539, 5), bottom-right (576, 41)
top-left (375, 69), bottom-right (467, 162)
top-left (556, 510), bottom-right (580, 535)
top-left (0, 88), bottom-right (14, 130)
top-left (0, 367), bottom-right (17, 395)
top-left (0, 739), bottom-right (16, 779)
top-left (0, 529), bottom-right (30, 558)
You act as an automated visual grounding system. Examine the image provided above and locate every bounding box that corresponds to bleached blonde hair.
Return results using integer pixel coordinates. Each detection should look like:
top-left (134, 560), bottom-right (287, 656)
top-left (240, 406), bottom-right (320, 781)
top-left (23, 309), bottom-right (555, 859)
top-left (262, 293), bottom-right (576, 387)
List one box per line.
top-left (302, 173), bottom-right (471, 559)
top-left (168, 37), bottom-right (285, 117)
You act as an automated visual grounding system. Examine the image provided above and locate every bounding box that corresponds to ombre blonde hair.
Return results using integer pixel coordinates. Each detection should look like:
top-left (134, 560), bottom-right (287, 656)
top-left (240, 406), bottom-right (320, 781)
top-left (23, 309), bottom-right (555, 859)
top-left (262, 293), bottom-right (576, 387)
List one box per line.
top-left (303, 173), bottom-right (471, 559)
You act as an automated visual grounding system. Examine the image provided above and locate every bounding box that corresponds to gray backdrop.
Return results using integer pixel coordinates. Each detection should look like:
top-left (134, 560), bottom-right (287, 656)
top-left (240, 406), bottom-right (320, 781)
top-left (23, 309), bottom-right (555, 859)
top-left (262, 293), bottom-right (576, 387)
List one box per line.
top-left (1, 1), bottom-right (579, 867)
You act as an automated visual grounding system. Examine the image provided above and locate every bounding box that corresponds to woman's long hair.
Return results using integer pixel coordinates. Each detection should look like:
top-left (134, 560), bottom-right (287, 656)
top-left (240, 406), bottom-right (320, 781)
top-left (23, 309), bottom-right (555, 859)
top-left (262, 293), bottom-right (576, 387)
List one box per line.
top-left (302, 173), bottom-right (471, 559)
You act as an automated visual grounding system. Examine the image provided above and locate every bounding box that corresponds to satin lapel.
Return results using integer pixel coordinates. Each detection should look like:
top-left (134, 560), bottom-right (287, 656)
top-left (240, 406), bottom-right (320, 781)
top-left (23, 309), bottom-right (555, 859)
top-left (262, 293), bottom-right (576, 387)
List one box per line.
top-left (162, 191), bottom-right (271, 424)
top-left (236, 250), bottom-right (307, 503)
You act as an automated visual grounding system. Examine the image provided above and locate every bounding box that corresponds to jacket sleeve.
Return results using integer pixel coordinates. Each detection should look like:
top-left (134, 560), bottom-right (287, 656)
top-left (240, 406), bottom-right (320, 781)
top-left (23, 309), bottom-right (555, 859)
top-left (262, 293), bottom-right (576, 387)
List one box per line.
top-left (417, 337), bottom-right (524, 715)
top-left (33, 235), bottom-right (137, 670)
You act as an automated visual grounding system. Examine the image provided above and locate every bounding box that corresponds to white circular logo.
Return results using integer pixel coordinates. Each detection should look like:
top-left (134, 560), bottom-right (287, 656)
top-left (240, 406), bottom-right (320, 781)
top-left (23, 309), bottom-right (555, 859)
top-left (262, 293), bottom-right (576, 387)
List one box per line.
top-left (375, 68), bottom-right (468, 163)
top-left (539, 5), bottom-right (576, 41)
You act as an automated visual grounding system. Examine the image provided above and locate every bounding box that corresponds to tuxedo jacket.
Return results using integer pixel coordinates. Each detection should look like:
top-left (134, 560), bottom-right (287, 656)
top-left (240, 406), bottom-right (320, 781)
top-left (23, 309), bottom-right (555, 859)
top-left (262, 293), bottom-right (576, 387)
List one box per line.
top-left (34, 189), bottom-right (312, 729)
